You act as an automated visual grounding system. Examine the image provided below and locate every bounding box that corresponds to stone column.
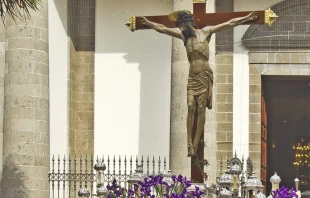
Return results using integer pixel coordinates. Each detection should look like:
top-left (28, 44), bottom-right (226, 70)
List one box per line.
top-left (204, 0), bottom-right (217, 185)
top-left (170, 0), bottom-right (193, 178)
top-left (2, 0), bottom-right (50, 197)
top-left (170, 0), bottom-right (217, 184)
top-left (0, 22), bottom-right (5, 185)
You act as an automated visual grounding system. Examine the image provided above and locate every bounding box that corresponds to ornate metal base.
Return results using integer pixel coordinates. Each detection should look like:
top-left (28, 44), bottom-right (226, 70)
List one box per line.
top-left (188, 183), bottom-right (207, 197)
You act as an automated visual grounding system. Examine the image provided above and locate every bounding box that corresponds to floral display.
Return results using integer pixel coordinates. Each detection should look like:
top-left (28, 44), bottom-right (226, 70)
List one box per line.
top-left (272, 186), bottom-right (298, 198)
top-left (106, 174), bottom-right (204, 198)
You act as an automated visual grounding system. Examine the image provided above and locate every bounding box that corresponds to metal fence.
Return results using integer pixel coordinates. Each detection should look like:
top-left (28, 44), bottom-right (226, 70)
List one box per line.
top-left (48, 155), bottom-right (167, 198)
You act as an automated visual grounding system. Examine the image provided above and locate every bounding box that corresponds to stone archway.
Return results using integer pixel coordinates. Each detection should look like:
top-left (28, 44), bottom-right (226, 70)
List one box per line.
top-left (243, 0), bottom-right (310, 49)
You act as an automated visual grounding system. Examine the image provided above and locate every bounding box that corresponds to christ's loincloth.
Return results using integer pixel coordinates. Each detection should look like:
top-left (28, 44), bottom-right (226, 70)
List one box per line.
top-left (187, 68), bottom-right (213, 109)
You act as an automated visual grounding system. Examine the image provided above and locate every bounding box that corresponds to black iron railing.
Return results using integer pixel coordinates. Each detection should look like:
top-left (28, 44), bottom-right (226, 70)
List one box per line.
top-left (48, 155), bottom-right (167, 198)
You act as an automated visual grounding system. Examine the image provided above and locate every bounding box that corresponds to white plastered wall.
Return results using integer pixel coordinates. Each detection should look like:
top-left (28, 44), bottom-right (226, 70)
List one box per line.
top-left (48, 0), bottom-right (69, 171)
top-left (48, 0), bottom-right (69, 196)
top-left (95, 0), bottom-right (173, 170)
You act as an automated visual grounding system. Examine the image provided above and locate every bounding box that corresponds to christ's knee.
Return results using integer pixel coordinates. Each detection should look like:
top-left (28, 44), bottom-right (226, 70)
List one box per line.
top-left (197, 104), bottom-right (206, 114)
top-left (188, 103), bottom-right (195, 114)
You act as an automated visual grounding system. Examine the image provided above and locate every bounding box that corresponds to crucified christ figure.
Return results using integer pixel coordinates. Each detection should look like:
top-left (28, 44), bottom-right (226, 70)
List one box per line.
top-left (140, 10), bottom-right (258, 157)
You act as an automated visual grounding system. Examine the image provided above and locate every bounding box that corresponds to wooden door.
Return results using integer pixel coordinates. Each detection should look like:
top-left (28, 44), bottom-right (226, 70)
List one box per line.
top-left (261, 92), bottom-right (267, 193)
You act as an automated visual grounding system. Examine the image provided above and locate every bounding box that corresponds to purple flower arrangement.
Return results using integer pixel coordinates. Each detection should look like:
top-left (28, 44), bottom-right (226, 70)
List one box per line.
top-left (272, 186), bottom-right (298, 198)
top-left (106, 174), bottom-right (204, 198)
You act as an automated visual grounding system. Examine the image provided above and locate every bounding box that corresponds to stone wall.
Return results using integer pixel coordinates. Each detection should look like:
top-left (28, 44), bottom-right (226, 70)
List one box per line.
top-left (214, 0), bottom-right (234, 177)
top-left (248, 52), bottom-right (310, 176)
top-left (68, 0), bottom-right (95, 157)
top-left (243, 0), bottom-right (310, 49)
top-left (215, 52), bottom-right (234, 176)
top-left (68, 41), bottom-right (94, 198)
top-left (69, 40), bottom-right (76, 155)
top-left (69, 43), bottom-right (94, 156)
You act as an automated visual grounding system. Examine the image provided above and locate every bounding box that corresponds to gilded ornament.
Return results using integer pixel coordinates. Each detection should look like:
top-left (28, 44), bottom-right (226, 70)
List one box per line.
top-left (193, 0), bottom-right (206, 3)
top-left (264, 8), bottom-right (278, 26)
top-left (125, 16), bottom-right (136, 32)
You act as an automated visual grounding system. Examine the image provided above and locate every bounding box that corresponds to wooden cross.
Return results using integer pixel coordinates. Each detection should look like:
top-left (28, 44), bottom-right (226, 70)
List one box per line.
top-left (126, 0), bottom-right (278, 32)
top-left (125, 0), bottom-right (277, 183)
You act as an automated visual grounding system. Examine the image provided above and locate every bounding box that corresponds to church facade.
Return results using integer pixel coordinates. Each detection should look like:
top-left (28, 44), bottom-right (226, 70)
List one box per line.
top-left (0, 0), bottom-right (309, 197)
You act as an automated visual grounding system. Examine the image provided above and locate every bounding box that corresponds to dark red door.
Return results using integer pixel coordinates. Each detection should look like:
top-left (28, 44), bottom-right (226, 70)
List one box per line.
top-left (261, 92), bottom-right (267, 193)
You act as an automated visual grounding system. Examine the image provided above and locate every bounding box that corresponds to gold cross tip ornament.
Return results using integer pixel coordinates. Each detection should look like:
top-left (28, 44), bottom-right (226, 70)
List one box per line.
top-left (125, 15), bottom-right (136, 32)
top-left (168, 10), bottom-right (192, 21)
top-left (264, 8), bottom-right (278, 26)
top-left (193, 0), bottom-right (206, 3)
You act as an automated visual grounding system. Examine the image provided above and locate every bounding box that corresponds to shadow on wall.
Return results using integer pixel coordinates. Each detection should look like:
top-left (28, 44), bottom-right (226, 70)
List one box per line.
top-left (53, 0), bottom-right (68, 36)
top-left (0, 160), bottom-right (26, 197)
top-left (95, 0), bottom-right (173, 160)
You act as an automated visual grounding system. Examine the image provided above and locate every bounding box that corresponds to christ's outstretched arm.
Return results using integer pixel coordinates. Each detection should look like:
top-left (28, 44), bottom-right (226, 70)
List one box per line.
top-left (140, 17), bottom-right (184, 40)
top-left (203, 11), bottom-right (258, 35)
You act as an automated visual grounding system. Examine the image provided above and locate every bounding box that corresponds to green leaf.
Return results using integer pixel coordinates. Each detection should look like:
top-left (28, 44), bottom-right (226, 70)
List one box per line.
top-left (198, 139), bottom-right (206, 146)
top-left (0, 0), bottom-right (41, 22)
top-left (154, 185), bottom-right (160, 194)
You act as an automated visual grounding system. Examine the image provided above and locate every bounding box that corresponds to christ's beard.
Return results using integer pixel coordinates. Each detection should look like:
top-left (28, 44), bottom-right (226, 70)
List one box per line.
top-left (182, 30), bottom-right (196, 38)
top-left (182, 30), bottom-right (196, 46)
top-left (181, 24), bottom-right (196, 46)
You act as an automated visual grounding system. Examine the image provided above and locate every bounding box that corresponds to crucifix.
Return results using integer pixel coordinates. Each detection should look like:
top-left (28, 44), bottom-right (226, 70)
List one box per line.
top-left (125, 0), bottom-right (278, 183)
top-left (125, 0), bottom-right (278, 31)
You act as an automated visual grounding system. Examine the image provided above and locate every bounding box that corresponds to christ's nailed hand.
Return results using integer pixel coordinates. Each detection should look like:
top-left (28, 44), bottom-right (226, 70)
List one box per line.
top-left (247, 11), bottom-right (258, 21)
top-left (140, 16), bottom-right (148, 25)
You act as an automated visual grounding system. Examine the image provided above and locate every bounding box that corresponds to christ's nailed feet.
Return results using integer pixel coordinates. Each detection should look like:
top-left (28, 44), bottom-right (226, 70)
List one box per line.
top-left (187, 144), bottom-right (195, 157)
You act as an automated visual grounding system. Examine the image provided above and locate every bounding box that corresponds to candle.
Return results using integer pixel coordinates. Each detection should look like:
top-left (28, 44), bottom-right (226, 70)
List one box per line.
top-left (233, 174), bottom-right (237, 189)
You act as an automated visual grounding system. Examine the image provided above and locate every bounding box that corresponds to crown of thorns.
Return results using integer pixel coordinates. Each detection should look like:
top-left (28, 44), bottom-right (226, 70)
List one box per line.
top-left (168, 10), bottom-right (194, 26)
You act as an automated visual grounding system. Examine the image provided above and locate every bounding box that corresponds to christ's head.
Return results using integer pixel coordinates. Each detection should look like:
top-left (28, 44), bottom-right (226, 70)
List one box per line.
top-left (175, 12), bottom-right (198, 46)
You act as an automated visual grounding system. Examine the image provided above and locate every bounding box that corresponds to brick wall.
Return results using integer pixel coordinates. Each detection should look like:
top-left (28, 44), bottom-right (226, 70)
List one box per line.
top-left (69, 40), bottom-right (76, 155)
top-left (69, 43), bottom-right (94, 156)
top-left (214, 0), bottom-right (234, 177)
top-left (215, 52), bottom-right (233, 176)
top-left (68, 42), bottom-right (95, 198)
top-left (243, 0), bottom-right (310, 49)
top-left (68, 0), bottom-right (95, 156)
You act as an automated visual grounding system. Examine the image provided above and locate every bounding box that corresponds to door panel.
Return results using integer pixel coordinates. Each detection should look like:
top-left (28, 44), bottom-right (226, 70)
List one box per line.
top-left (261, 92), bottom-right (267, 193)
